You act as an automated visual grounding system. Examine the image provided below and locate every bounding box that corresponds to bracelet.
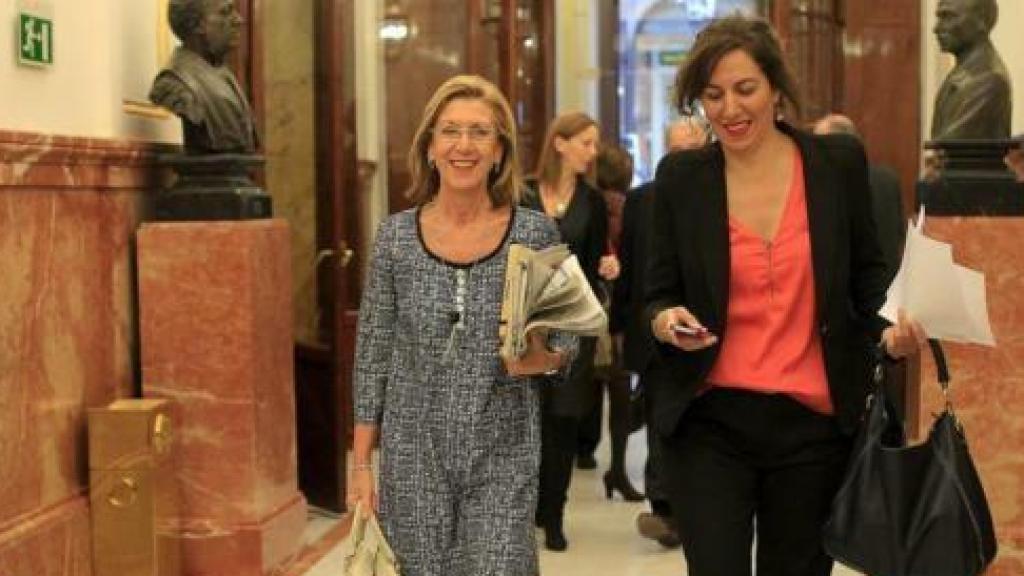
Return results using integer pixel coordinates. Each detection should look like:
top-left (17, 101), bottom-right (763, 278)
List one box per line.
top-left (544, 349), bottom-right (565, 375)
top-left (352, 463), bottom-right (373, 471)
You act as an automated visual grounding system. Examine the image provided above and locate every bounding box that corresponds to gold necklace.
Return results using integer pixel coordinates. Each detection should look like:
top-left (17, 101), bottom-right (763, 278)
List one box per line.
top-left (543, 182), bottom-right (572, 218)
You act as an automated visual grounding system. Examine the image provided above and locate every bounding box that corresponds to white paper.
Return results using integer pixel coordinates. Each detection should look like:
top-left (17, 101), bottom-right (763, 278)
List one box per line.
top-left (879, 206), bottom-right (995, 346)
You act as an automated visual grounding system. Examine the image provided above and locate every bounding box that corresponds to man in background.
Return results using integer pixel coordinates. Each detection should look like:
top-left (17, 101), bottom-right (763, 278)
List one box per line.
top-left (813, 114), bottom-right (905, 278)
top-left (611, 117), bottom-right (707, 548)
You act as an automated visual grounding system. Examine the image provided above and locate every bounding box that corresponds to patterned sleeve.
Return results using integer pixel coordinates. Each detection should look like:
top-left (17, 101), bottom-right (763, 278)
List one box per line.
top-left (353, 217), bottom-right (397, 424)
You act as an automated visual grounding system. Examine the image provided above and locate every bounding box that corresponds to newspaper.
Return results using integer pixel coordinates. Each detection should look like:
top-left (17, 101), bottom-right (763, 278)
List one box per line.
top-left (499, 243), bottom-right (608, 359)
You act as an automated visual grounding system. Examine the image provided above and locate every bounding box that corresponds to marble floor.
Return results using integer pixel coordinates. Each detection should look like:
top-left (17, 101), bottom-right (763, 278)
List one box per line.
top-left (303, 427), bottom-right (863, 576)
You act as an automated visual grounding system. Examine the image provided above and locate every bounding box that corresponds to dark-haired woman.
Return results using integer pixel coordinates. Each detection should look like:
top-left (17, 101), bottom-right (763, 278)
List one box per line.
top-left (644, 16), bottom-right (925, 576)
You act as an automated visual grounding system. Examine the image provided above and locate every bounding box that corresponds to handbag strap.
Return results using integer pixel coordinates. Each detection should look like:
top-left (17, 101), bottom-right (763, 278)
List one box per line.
top-left (873, 337), bottom-right (951, 400)
top-left (928, 338), bottom-right (950, 388)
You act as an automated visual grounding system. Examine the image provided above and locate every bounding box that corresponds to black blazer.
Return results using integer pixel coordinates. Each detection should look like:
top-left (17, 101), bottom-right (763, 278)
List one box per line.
top-left (522, 177), bottom-right (608, 293)
top-left (643, 123), bottom-right (891, 437)
top-left (868, 164), bottom-right (905, 280)
top-left (610, 182), bottom-right (656, 373)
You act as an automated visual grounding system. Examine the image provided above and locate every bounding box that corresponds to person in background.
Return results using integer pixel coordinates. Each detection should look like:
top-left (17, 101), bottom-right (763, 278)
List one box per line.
top-left (613, 116), bottom-right (708, 548)
top-left (348, 75), bottom-right (575, 576)
top-left (812, 113), bottom-right (905, 279)
top-left (578, 142), bottom-right (644, 503)
top-left (645, 16), bottom-right (925, 575)
top-left (521, 111), bottom-right (614, 551)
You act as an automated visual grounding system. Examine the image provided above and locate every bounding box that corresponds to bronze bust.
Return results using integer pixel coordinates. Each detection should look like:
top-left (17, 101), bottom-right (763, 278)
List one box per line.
top-left (150, 0), bottom-right (257, 154)
top-left (931, 0), bottom-right (1011, 140)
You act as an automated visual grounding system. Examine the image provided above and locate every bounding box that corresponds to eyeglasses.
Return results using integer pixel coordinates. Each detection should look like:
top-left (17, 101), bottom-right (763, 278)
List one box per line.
top-left (434, 124), bottom-right (498, 144)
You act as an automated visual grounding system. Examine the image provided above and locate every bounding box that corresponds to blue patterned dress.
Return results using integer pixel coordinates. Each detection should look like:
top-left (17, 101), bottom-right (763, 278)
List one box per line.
top-left (354, 206), bottom-right (575, 576)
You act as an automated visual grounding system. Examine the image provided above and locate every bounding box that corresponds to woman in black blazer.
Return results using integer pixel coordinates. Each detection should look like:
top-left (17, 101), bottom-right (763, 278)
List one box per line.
top-left (521, 111), bottom-right (614, 552)
top-left (643, 16), bottom-right (924, 576)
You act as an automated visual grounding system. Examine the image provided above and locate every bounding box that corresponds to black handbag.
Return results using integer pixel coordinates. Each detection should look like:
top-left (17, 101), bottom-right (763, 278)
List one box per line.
top-left (823, 340), bottom-right (998, 576)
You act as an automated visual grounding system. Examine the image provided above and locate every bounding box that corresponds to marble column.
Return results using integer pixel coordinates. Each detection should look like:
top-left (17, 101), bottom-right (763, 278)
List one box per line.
top-left (138, 219), bottom-right (306, 575)
top-left (915, 217), bottom-right (1024, 575)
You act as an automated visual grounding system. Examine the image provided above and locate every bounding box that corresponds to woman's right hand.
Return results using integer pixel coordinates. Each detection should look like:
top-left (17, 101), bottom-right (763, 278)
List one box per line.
top-left (652, 306), bottom-right (718, 351)
top-left (346, 467), bottom-right (378, 516)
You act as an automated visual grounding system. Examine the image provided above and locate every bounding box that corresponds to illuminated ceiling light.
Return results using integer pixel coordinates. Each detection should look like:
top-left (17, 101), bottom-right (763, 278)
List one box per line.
top-left (380, 2), bottom-right (411, 59)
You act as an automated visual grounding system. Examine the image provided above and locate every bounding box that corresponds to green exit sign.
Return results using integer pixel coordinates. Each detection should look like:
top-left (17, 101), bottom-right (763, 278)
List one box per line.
top-left (19, 12), bottom-right (53, 66)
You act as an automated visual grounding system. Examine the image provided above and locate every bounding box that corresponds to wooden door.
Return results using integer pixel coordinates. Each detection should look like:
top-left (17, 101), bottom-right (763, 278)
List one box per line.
top-left (770, 0), bottom-right (845, 124)
top-left (842, 0), bottom-right (921, 206)
top-left (234, 0), bottom-right (360, 513)
top-left (466, 0), bottom-right (554, 174)
top-left (292, 0), bottom-right (362, 513)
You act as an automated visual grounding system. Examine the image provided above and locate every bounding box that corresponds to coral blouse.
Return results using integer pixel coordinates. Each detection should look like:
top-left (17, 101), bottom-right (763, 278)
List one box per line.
top-left (706, 151), bottom-right (832, 414)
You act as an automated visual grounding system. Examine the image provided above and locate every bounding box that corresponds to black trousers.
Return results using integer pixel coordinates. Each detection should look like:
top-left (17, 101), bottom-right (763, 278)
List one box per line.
top-left (659, 388), bottom-right (850, 576)
top-left (537, 411), bottom-right (578, 525)
top-left (579, 355), bottom-right (633, 476)
top-left (577, 387), bottom-right (602, 458)
top-left (641, 373), bottom-right (672, 517)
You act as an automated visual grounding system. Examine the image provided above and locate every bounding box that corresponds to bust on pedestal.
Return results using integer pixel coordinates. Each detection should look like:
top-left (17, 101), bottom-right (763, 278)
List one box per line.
top-left (930, 0), bottom-right (1010, 141)
top-left (921, 0), bottom-right (1020, 216)
top-left (149, 0), bottom-right (270, 221)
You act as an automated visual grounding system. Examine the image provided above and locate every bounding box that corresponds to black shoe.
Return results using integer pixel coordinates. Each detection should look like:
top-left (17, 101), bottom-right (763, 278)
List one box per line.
top-left (576, 453), bottom-right (598, 470)
top-left (543, 517), bottom-right (568, 551)
top-left (603, 470), bottom-right (645, 502)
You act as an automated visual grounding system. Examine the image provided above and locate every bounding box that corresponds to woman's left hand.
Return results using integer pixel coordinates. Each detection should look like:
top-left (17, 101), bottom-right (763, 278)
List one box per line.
top-left (504, 330), bottom-right (566, 377)
top-left (881, 309), bottom-right (927, 359)
top-left (598, 254), bottom-right (620, 281)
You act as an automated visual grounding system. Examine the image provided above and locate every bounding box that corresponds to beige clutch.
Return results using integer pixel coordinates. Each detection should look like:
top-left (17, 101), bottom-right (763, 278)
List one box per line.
top-left (341, 503), bottom-right (400, 576)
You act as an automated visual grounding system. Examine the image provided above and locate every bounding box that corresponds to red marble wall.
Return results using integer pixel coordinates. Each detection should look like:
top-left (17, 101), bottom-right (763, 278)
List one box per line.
top-left (917, 217), bottom-right (1024, 575)
top-left (0, 131), bottom-right (164, 576)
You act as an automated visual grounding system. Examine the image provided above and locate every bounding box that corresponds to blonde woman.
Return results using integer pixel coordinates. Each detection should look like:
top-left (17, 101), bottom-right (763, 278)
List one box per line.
top-left (349, 75), bottom-right (575, 576)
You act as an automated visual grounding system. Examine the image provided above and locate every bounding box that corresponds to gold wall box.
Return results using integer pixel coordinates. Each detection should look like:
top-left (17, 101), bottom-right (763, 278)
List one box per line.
top-left (89, 399), bottom-right (180, 576)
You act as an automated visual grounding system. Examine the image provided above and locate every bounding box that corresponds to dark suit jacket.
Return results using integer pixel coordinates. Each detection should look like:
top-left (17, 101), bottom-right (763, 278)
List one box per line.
top-left (868, 164), bottom-right (905, 280)
top-left (643, 123), bottom-right (891, 437)
top-left (610, 182), bottom-right (656, 373)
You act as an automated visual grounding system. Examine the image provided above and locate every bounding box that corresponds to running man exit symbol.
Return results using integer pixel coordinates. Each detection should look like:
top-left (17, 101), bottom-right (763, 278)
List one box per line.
top-left (19, 13), bottom-right (53, 66)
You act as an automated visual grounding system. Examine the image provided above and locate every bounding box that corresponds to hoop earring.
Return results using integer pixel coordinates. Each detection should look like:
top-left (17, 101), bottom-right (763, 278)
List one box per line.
top-left (427, 157), bottom-right (436, 170)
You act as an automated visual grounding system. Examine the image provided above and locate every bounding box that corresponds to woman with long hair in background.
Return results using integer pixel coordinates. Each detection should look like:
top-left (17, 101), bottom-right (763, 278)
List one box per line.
top-left (521, 111), bottom-right (617, 551)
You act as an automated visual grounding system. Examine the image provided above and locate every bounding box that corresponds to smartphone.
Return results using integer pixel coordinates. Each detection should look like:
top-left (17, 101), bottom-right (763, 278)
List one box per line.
top-left (671, 324), bottom-right (708, 337)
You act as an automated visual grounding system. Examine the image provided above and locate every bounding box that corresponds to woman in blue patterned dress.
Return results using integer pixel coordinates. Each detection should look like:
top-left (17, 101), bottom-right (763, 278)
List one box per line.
top-left (347, 75), bottom-right (576, 576)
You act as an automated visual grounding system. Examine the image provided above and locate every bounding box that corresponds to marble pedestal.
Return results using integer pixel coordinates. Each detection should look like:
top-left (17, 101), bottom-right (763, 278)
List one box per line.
top-left (137, 219), bottom-right (305, 575)
top-left (915, 216), bottom-right (1024, 575)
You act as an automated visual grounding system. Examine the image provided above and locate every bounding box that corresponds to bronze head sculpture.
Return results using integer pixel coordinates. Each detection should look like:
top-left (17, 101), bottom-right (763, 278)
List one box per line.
top-left (931, 0), bottom-right (1011, 140)
top-left (150, 0), bottom-right (257, 154)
